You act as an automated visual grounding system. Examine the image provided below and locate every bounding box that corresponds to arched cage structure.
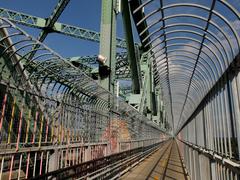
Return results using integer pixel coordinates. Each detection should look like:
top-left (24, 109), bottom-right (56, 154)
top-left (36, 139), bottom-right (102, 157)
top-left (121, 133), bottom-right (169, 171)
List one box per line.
top-left (0, 0), bottom-right (240, 179)
top-left (129, 0), bottom-right (240, 178)
top-left (130, 0), bottom-right (240, 132)
top-left (0, 18), bottom-right (167, 179)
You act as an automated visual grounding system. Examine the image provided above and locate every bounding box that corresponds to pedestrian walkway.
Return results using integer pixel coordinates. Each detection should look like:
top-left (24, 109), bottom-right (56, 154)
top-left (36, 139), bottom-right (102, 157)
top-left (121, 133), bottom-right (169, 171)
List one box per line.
top-left (121, 140), bottom-right (189, 180)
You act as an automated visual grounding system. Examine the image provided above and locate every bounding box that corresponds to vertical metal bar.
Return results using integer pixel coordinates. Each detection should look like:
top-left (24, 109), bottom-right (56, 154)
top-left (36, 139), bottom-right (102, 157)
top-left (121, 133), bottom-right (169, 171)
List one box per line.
top-left (25, 109), bottom-right (31, 143)
top-left (0, 92), bottom-right (8, 132)
top-left (216, 90), bottom-right (223, 154)
top-left (223, 80), bottom-right (233, 158)
top-left (213, 93), bottom-right (219, 153)
top-left (76, 148), bottom-right (79, 165)
top-left (38, 115), bottom-right (44, 147)
top-left (226, 74), bottom-right (236, 158)
top-left (39, 152), bottom-right (43, 175)
top-left (33, 152), bottom-right (37, 177)
top-left (202, 107), bottom-right (207, 148)
top-left (16, 104), bottom-right (23, 151)
top-left (60, 150), bottom-right (63, 168)
top-left (45, 118), bottom-right (49, 143)
top-left (7, 96), bottom-right (16, 144)
top-left (32, 111), bottom-right (39, 144)
top-left (25, 153), bottom-right (30, 179)
top-left (45, 151), bottom-right (49, 173)
top-left (220, 85), bottom-right (228, 156)
top-left (17, 154), bottom-right (23, 180)
top-left (0, 157), bottom-right (4, 180)
top-left (217, 84), bottom-right (224, 155)
top-left (9, 155), bottom-right (14, 180)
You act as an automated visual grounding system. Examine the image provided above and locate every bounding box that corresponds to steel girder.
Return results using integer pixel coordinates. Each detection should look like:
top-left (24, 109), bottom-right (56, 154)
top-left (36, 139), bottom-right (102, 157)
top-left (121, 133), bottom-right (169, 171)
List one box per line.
top-left (29, 53), bottom-right (132, 79)
top-left (28, 0), bottom-right (70, 59)
top-left (129, 0), bottom-right (240, 133)
top-left (0, 7), bottom-right (129, 49)
top-left (122, 0), bottom-right (142, 93)
top-left (68, 52), bottom-right (129, 70)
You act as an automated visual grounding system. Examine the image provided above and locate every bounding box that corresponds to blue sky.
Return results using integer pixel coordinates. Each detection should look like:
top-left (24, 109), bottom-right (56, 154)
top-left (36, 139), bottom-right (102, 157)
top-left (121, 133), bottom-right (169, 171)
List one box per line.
top-left (0, 0), bottom-right (137, 57)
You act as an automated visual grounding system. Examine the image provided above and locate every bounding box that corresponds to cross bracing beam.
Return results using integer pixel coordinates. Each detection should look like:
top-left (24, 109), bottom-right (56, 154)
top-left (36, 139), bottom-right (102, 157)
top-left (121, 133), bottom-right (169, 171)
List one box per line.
top-left (0, 7), bottom-right (130, 49)
top-left (67, 52), bottom-right (131, 79)
top-left (30, 60), bottom-right (132, 79)
top-left (28, 0), bottom-right (70, 59)
top-left (68, 52), bottom-right (128, 70)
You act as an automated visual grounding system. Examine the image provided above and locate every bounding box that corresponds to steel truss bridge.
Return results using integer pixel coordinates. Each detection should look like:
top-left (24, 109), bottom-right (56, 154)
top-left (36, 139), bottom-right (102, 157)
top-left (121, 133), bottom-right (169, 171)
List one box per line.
top-left (0, 0), bottom-right (239, 179)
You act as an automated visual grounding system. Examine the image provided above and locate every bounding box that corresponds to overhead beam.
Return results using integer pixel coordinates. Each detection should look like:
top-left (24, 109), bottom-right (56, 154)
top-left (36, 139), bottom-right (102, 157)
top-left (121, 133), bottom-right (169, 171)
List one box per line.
top-left (28, 0), bottom-right (70, 59)
top-left (122, 0), bottom-right (141, 94)
top-left (68, 54), bottom-right (132, 79)
top-left (68, 52), bottom-right (128, 69)
top-left (0, 7), bottom-right (130, 49)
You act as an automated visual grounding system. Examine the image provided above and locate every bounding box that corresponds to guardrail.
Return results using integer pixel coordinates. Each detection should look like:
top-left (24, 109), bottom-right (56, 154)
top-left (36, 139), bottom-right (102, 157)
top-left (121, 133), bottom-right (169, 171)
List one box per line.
top-left (31, 139), bottom-right (169, 180)
top-left (178, 139), bottom-right (240, 179)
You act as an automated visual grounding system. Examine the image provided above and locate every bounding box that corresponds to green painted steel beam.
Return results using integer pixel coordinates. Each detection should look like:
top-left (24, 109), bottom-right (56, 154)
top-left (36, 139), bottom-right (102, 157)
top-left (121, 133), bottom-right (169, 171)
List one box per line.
top-left (121, 0), bottom-right (141, 94)
top-left (28, 0), bottom-right (70, 59)
top-left (99, 0), bottom-right (117, 92)
top-left (68, 54), bottom-right (132, 79)
top-left (0, 7), bottom-right (130, 49)
top-left (68, 52), bottom-right (128, 70)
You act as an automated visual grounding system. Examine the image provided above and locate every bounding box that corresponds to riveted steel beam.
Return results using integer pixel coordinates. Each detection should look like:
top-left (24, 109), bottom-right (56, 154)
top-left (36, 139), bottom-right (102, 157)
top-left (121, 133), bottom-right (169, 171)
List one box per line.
top-left (0, 7), bottom-right (131, 49)
top-left (122, 0), bottom-right (141, 94)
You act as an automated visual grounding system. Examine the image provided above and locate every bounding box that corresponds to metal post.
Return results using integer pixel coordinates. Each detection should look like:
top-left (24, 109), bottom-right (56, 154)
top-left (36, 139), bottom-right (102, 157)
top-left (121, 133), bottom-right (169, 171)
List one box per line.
top-left (121, 0), bottom-right (141, 94)
top-left (99, 0), bottom-right (117, 93)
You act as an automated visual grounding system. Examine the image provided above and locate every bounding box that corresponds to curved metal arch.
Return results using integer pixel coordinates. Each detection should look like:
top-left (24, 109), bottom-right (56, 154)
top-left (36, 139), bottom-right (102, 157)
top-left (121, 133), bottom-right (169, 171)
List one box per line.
top-left (0, 32), bottom-right (24, 45)
top-left (169, 79), bottom-right (205, 99)
top-left (1, 18), bottom-right (116, 111)
top-left (168, 70), bottom-right (209, 95)
top-left (156, 52), bottom-right (219, 86)
top-left (141, 13), bottom-right (238, 57)
top-left (150, 36), bottom-right (225, 73)
top-left (219, 0), bottom-right (240, 20)
top-left (153, 48), bottom-right (221, 80)
top-left (156, 56), bottom-right (217, 85)
top-left (162, 71), bottom-right (207, 98)
top-left (54, 83), bottom-right (69, 102)
top-left (11, 46), bottom-right (51, 72)
top-left (168, 59), bottom-right (212, 85)
top-left (147, 29), bottom-right (225, 66)
top-left (151, 29), bottom-right (227, 67)
top-left (173, 82), bottom-right (203, 100)
top-left (151, 41), bottom-right (223, 74)
top-left (156, 54), bottom-right (218, 83)
top-left (48, 81), bottom-right (63, 100)
top-left (29, 62), bottom-right (75, 84)
top-left (135, 4), bottom-right (239, 49)
top-left (171, 94), bottom-right (199, 111)
top-left (167, 60), bottom-right (213, 89)
top-left (23, 58), bottom-right (62, 81)
top-left (150, 40), bottom-right (225, 77)
top-left (158, 69), bottom-right (206, 98)
top-left (0, 38), bottom-right (33, 60)
top-left (168, 93), bottom-right (203, 114)
top-left (142, 22), bottom-right (232, 61)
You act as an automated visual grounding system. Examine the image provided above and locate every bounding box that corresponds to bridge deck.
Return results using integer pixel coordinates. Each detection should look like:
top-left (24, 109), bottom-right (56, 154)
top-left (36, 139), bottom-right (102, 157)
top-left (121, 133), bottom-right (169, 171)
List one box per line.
top-left (121, 140), bottom-right (189, 180)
